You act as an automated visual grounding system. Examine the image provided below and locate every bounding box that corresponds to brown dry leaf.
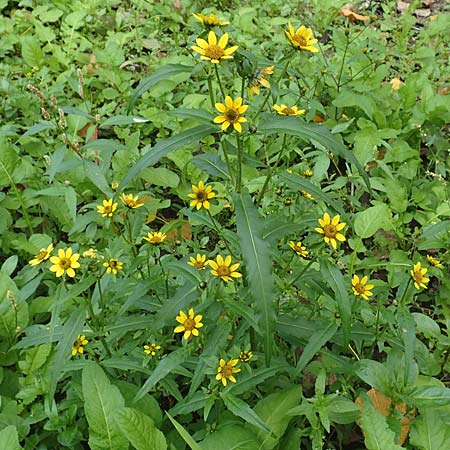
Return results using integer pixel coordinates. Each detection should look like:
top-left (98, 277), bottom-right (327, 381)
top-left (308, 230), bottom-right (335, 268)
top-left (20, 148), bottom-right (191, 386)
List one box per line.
top-left (355, 388), bottom-right (415, 446)
top-left (172, 0), bottom-right (182, 10)
top-left (415, 8), bottom-right (431, 17)
top-left (397, 1), bottom-right (411, 12)
top-left (77, 122), bottom-right (98, 141)
top-left (438, 86), bottom-right (450, 95)
top-left (423, 0), bottom-right (435, 5)
top-left (165, 221), bottom-right (192, 242)
top-left (340, 7), bottom-right (370, 22)
top-left (313, 114), bottom-right (326, 123)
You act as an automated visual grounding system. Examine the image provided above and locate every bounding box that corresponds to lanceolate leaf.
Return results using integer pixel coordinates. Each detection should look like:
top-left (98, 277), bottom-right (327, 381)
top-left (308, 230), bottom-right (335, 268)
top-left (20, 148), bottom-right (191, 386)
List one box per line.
top-left (320, 259), bottom-right (351, 345)
top-left (233, 192), bottom-right (276, 365)
top-left (120, 124), bottom-right (216, 188)
top-left (82, 362), bottom-right (128, 450)
top-left (128, 64), bottom-right (194, 112)
top-left (114, 407), bottom-right (167, 450)
top-left (259, 117), bottom-right (371, 192)
top-left (166, 412), bottom-right (202, 450)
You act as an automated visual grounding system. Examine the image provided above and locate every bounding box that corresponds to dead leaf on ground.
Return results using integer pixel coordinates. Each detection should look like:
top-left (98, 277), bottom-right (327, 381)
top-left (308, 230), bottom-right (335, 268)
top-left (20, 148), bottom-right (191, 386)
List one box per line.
top-left (397, 1), bottom-right (411, 12)
top-left (415, 8), bottom-right (431, 17)
top-left (340, 7), bottom-right (370, 22)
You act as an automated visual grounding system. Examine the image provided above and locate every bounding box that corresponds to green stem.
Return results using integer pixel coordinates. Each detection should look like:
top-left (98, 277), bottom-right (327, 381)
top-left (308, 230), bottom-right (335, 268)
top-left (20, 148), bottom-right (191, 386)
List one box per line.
top-left (256, 134), bottom-right (287, 206)
top-left (398, 278), bottom-right (412, 307)
top-left (207, 75), bottom-right (215, 108)
top-left (220, 139), bottom-right (235, 186)
top-left (240, 74), bottom-right (246, 101)
top-left (84, 294), bottom-right (112, 357)
top-left (157, 256), bottom-right (169, 299)
top-left (0, 159), bottom-right (34, 235)
top-left (214, 64), bottom-right (225, 98)
top-left (236, 134), bottom-right (243, 193)
top-left (206, 209), bottom-right (236, 258)
top-left (336, 35), bottom-right (349, 92)
top-left (125, 214), bottom-right (138, 258)
top-left (287, 256), bottom-right (317, 288)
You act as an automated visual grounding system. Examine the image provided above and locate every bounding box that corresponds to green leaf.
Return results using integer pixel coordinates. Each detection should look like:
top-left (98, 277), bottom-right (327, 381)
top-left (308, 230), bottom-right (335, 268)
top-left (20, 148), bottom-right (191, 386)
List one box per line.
top-left (21, 36), bottom-right (44, 67)
top-left (141, 167), bottom-right (180, 188)
top-left (1, 255), bottom-right (18, 276)
top-left (82, 362), bottom-right (128, 450)
top-left (295, 322), bottom-right (339, 375)
top-left (233, 192), bottom-right (276, 365)
top-left (320, 259), bottom-right (351, 345)
top-left (327, 397), bottom-right (361, 424)
top-left (23, 121), bottom-right (56, 136)
top-left (333, 89), bottom-right (375, 119)
top-left (134, 348), bottom-right (189, 402)
top-left (114, 407), bottom-right (167, 450)
top-left (168, 108), bottom-right (214, 124)
top-left (250, 386), bottom-right (301, 450)
top-left (100, 115), bottom-right (150, 127)
top-left (165, 412), bottom-right (202, 450)
top-left (354, 204), bottom-right (393, 238)
top-left (221, 392), bottom-right (271, 434)
top-left (0, 425), bottom-right (22, 450)
top-left (359, 394), bottom-right (404, 450)
top-left (355, 360), bottom-right (394, 393)
top-left (396, 309), bottom-right (416, 386)
top-left (128, 64), bottom-right (194, 112)
top-left (411, 386), bottom-right (450, 407)
top-left (259, 117), bottom-right (371, 192)
top-left (120, 124), bottom-right (216, 188)
top-left (191, 153), bottom-right (230, 180)
top-left (409, 409), bottom-right (450, 450)
top-left (200, 424), bottom-right (260, 450)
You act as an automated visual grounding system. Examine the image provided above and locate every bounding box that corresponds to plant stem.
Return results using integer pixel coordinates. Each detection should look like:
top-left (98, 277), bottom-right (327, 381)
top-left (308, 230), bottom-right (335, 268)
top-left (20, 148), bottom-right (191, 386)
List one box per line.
top-left (207, 75), bottom-right (215, 108)
top-left (236, 134), bottom-right (243, 193)
top-left (220, 139), bottom-right (235, 186)
top-left (214, 64), bottom-right (225, 98)
top-left (84, 293), bottom-right (112, 357)
top-left (287, 257), bottom-right (316, 288)
top-left (206, 209), bottom-right (235, 258)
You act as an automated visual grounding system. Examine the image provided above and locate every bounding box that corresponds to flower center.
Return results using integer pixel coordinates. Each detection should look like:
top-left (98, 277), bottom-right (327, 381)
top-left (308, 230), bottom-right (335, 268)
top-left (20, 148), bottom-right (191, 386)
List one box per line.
top-left (110, 260), bottom-right (118, 268)
top-left (414, 271), bottom-right (423, 282)
top-left (37, 250), bottom-right (48, 260)
top-left (196, 191), bottom-right (208, 201)
top-left (217, 265), bottom-right (231, 278)
top-left (282, 107), bottom-right (295, 115)
top-left (104, 206), bottom-right (112, 214)
top-left (222, 365), bottom-right (233, 377)
top-left (354, 283), bottom-right (365, 294)
top-left (224, 108), bottom-right (239, 123)
top-left (293, 35), bottom-right (307, 47)
top-left (183, 318), bottom-right (196, 331)
top-left (323, 224), bottom-right (337, 238)
top-left (205, 44), bottom-right (225, 60)
top-left (60, 257), bottom-right (71, 269)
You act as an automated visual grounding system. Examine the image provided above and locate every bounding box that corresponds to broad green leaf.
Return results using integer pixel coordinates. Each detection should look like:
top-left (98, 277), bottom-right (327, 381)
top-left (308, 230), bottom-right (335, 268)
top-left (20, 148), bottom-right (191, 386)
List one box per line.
top-left (134, 348), bottom-right (189, 402)
top-left (165, 412), bottom-right (202, 450)
top-left (82, 139), bottom-right (127, 153)
top-left (412, 313), bottom-right (441, 339)
top-left (18, 343), bottom-right (52, 375)
top-left (354, 204), bottom-right (393, 238)
top-left (169, 391), bottom-right (207, 416)
top-left (320, 259), bottom-right (351, 345)
top-left (355, 360), bottom-right (394, 394)
top-left (0, 425), bottom-right (22, 450)
top-left (333, 89), bottom-right (375, 119)
top-left (233, 192), bottom-right (276, 365)
top-left (100, 115), bottom-right (150, 127)
top-left (250, 386), bottom-right (301, 450)
top-left (21, 36), bottom-right (44, 67)
top-left (128, 64), bottom-right (194, 112)
top-left (221, 392), bottom-right (271, 434)
top-left (168, 108), bottom-right (213, 124)
top-left (120, 124), bottom-right (216, 188)
top-left (82, 362), bottom-right (128, 450)
top-left (200, 424), bottom-right (260, 450)
top-left (114, 407), bottom-right (167, 450)
top-left (359, 394), bottom-right (404, 450)
top-left (0, 144), bottom-right (19, 186)
top-left (1, 255), bottom-right (18, 276)
top-left (191, 153), bottom-right (230, 180)
top-left (276, 172), bottom-right (346, 216)
top-left (409, 409), bottom-right (450, 450)
top-left (411, 386), bottom-right (450, 407)
top-left (327, 397), bottom-right (361, 424)
top-left (141, 167), bottom-right (180, 188)
top-left (259, 117), bottom-right (371, 192)
top-left (23, 121), bottom-right (56, 136)
top-left (295, 322), bottom-right (339, 375)
top-left (0, 273), bottom-right (27, 339)
top-left (396, 309), bottom-right (416, 386)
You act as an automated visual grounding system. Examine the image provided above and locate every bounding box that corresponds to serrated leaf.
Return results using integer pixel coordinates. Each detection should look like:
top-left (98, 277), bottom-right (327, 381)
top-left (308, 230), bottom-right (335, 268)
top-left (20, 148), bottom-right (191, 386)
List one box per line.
top-left (233, 192), bottom-right (276, 365)
top-left (128, 64), bottom-right (194, 112)
top-left (120, 124), bottom-right (216, 188)
top-left (295, 322), bottom-right (339, 375)
top-left (354, 204), bottom-right (392, 238)
top-left (259, 116), bottom-right (371, 192)
top-left (82, 362), bottom-right (128, 450)
top-left (320, 259), bottom-right (351, 345)
top-left (114, 407), bottom-right (166, 450)
top-left (0, 425), bottom-right (22, 450)
top-left (221, 392), bottom-right (271, 434)
top-left (134, 348), bottom-right (189, 402)
top-left (409, 409), bottom-right (450, 450)
top-left (166, 412), bottom-right (202, 450)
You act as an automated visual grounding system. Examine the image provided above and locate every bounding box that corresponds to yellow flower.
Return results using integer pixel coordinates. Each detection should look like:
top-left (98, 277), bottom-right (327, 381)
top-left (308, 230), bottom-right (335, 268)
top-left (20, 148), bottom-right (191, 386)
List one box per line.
top-left (29, 243), bottom-right (53, 266)
top-left (301, 190), bottom-right (314, 200)
top-left (273, 104), bottom-right (305, 116)
top-left (390, 78), bottom-right (403, 90)
top-left (97, 198), bottom-right (118, 217)
top-left (71, 335), bottom-right (88, 357)
top-left (192, 30), bottom-right (238, 64)
top-left (427, 255), bottom-right (443, 269)
top-left (144, 231), bottom-right (166, 244)
top-left (214, 96), bottom-right (248, 133)
top-left (174, 308), bottom-right (204, 340)
top-left (351, 275), bottom-right (375, 300)
top-left (111, 182), bottom-right (119, 190)
top-left (188, 181), bottom-right (216, 210)
top-left (188, 254), bottom-right (209, 270)
top-left (82, 248), bottom-right (98, 258)
top-left (304, 169), bottom-right (313, 177)
top-left (49, 248), bottom-right (80, 277)
top-left (289, 241), bottom-right (308, 258)
top-left (239, 351), bottom-right (253, 362)
top-left (208, 255), bottom-right (242, 282)
top-left (216, 358), bottom-right (240, 386)
top-left (193, 12), bottom-right (229, 26)
top-left (315, 213), bottom-right (346, 250)
top-left (120, 193), bottom-right (144, 209)
top-left (411, 262), bottom-right (429, 290)
top-left (248, 66), bottom-right (274, 96)
top-left (103, 258), bottom-right (123, 274)
top-left (144, 343), bottom-right (161, 356)
top-left (285, 23), bottom-right (319, 52)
